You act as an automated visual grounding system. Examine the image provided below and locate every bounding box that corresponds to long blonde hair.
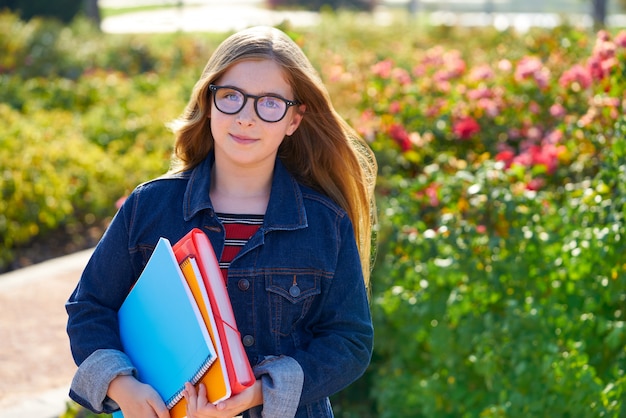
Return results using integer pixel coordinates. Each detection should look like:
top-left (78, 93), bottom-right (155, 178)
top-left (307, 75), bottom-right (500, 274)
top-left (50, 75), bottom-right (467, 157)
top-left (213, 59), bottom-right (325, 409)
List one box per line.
top-left (169, 26), bottom-right (377, 287)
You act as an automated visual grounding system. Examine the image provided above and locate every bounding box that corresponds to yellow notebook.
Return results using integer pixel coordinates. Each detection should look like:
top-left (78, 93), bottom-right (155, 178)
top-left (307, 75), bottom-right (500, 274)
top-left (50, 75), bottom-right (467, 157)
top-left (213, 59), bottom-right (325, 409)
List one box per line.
top-left (169, 256), bottom-right (231, 417)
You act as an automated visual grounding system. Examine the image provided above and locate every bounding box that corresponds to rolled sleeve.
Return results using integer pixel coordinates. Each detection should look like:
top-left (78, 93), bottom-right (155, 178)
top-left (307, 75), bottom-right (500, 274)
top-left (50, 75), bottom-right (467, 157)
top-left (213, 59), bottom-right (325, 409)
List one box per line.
top-left (249, 355), bottom-right (304, 418)
top-left (69, 349), bottom-right (136, 414)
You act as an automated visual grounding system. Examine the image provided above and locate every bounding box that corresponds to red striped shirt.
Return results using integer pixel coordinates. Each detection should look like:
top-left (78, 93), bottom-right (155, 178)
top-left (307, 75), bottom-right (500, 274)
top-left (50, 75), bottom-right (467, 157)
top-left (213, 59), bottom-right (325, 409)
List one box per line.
top-left (217, 213), bottom-right (263, 281)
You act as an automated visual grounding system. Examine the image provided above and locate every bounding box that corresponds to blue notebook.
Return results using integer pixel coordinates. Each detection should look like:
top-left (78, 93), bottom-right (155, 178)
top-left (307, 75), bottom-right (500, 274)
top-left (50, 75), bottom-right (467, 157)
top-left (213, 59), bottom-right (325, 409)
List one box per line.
top-left (113, 237), bottom-right (217, 417)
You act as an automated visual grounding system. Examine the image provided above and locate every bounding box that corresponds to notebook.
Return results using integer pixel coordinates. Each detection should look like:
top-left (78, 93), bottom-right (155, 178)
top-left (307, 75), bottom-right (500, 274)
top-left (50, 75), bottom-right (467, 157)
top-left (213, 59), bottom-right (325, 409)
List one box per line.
top-left (114, 237), bottom-right (217, 417)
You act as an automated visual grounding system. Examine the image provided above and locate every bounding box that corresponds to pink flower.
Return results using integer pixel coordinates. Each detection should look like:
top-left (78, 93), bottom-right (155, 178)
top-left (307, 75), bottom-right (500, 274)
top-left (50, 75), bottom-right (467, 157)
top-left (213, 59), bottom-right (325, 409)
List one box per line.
top-left (389, 101), bottom-right (402, 114)
top-left (453, 117), bottom-right (480, 140)
top-left (391, 67), bottom-right (412, 85)
top-left (508, 128), bottom-right (522, 140)
top-left (559, 64), bottom-right (592, 90)
top-left (587, 32), bottom-right (618, 81)
top-left (467, 87), bottom-right (493, 101)
top-left (528, 101), bottom-right (541, 115)
top-left (389, 123), bottom-right (412, 151)
top-left (550, 103), bottom-right (566, 118)
top-left (545, 129), bottom-right (564, 144)
top-left (525, 126), bottom-right (543, 141)
top-left (469, 64), bottom-right (495, 81)
top-left (515, 56), bottom-right (550, 89)
top-left (615, 30), bottom-right (626, 48)
top-left (116, 196), bottom-right (127, 209)
top-left (424, 183), bottom-right (440, 207)
top-left (412, 64), bottom-right (426, 78)
top-left (498, 59), bottom-right (512, 72)
top-left (515, 56), bottom-right (543, 80)
top-left (422, 46), bottom-right (446, 67)
top-left (371, 59), bottom-right (394, 79)
top-left (477, 98), bottom-right (500, 118)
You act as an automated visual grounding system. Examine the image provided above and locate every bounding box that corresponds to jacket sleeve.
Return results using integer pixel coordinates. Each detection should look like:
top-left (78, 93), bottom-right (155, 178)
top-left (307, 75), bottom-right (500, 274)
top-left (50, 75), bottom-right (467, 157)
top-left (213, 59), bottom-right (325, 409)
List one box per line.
top-left (69, 349), bottom-right (135, 414)
top-left (65, 194), bottom-right (142, 413)
top-left (65, 198), bottom-right (137, 365)
top-left (291, 216), bottom-right (374, 405)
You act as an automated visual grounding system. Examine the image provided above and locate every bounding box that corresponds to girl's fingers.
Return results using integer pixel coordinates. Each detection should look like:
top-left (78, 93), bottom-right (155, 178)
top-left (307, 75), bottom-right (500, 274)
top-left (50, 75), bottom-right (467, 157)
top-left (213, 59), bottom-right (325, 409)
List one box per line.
top-left (184, 382), bottom-right (198, 410)
top-left (197, 383), bottom-right (208, 406)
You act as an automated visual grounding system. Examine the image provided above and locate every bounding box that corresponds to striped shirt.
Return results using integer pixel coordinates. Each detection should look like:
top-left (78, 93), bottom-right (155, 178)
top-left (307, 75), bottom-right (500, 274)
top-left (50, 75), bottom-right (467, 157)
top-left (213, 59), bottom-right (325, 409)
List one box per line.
top-left (217, 213), bottom-right (264, 281)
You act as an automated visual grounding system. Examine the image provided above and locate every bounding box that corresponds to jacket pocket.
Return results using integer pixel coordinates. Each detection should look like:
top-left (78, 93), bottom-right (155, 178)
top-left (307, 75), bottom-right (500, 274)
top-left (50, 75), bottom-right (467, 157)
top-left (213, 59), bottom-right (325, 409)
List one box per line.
top-left (265, 271), bottom-right (321, 337)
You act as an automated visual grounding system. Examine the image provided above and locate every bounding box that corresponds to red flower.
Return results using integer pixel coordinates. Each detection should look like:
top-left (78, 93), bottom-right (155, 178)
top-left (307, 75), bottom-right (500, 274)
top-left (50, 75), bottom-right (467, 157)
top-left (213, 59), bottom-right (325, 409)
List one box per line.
top-left (495, 150), bottom-right (515, 168)
top-left (389, 123), bottom-right (412, 151)
top-left (453, 117), bottom-right (480, 140)
top-left (526, 178), bottom-right (545, 191)
top-left (415, 183), bottom-right (440, 207)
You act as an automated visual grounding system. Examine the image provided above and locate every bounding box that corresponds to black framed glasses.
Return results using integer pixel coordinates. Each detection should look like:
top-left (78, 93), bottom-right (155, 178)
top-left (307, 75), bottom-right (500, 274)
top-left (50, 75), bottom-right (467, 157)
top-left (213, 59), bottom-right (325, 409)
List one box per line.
top-left (209, 84), bottom-right (300, 123)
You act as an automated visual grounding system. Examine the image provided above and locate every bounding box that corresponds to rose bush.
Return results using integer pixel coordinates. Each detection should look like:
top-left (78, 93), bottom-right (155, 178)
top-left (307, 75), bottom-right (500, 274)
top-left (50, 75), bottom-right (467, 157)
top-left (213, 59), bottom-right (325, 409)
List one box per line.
top-left (341, 26), bottom-right (626, 417)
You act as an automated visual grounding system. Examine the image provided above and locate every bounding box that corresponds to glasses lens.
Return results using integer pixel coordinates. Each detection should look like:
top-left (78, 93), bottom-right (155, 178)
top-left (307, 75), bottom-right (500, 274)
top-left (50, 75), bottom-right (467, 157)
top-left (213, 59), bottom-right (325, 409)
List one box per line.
top-left (214, 88), bottom-right (245, 114)
top-left (257, 96), bottom-right (287, 122)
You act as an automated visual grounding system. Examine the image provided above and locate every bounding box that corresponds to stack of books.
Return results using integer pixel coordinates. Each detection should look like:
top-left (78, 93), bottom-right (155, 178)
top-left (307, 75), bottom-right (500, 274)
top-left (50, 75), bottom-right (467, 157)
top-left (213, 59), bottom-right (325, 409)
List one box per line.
top-left (113, 229), bottom-right (255, 418)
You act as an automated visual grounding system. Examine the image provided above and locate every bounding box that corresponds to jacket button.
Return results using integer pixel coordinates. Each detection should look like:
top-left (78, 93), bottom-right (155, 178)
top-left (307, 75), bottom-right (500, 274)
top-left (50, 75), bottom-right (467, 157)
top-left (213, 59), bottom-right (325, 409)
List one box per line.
top-left (289, 284), bottom-right (301, 297)
top-left (242, 335), bottom-right (255, 347)
top-left (238, 279), bottom-right (250, 291)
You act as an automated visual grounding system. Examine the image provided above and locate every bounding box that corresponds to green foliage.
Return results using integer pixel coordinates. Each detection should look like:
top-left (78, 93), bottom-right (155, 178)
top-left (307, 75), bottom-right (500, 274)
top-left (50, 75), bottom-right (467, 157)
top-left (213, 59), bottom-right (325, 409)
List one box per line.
top-left (3, 8), bottom-right (626, 418)
top-left (357, 24), bottom-right (626, 417)
top-left (371, 151), bottom-right (626, 416)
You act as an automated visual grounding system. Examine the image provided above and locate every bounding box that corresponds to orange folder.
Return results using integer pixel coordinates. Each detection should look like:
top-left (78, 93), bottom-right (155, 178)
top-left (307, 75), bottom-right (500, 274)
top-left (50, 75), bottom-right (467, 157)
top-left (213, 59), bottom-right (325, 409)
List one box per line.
top-left (171, 256), bottom-right (230, 416)
top-left (172, 229), bottom-right (255, 404)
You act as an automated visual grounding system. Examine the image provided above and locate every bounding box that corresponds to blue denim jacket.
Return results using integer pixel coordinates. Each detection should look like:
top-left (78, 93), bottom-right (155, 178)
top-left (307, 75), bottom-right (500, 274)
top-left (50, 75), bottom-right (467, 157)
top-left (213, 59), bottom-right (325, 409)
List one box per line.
top-left (66, 154), bottom-right (373, 417)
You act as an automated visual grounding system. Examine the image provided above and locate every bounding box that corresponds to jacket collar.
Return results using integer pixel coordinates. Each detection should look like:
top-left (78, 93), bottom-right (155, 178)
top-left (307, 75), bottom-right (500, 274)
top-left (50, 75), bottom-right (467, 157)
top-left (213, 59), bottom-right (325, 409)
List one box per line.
top-left (183, 153), bottom-right (308, 231)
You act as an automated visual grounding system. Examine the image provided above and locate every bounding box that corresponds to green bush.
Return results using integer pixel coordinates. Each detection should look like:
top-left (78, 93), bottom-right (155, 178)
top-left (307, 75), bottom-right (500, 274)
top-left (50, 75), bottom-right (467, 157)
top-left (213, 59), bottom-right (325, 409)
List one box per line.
top-left (353, 25), bottom-right (626, 417)
top-left (371, 140), bottom-right (626, 416)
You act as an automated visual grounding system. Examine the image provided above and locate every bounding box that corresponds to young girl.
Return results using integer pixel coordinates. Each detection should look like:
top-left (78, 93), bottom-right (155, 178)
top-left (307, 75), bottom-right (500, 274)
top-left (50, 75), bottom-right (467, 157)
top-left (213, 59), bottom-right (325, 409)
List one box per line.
top-left (66, 26), bottom-right (377, 418)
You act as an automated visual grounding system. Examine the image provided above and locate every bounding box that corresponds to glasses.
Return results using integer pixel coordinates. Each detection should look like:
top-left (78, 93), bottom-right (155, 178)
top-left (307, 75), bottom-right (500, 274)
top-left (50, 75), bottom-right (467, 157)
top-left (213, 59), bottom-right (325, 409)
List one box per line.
top-left (209, 84), bottom-right (300, 123)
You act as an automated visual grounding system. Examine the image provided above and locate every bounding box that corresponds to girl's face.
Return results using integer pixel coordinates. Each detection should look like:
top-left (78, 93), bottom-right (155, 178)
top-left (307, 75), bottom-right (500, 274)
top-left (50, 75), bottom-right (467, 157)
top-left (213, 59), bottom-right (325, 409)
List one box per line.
top-left (210, 59), bottom-right (304, 170)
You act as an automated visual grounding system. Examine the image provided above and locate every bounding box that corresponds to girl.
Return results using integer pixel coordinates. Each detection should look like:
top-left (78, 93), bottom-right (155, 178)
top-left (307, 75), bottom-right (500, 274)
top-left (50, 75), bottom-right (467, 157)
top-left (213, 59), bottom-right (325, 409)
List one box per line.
top-left (66, 26), bottom-right (377, 418)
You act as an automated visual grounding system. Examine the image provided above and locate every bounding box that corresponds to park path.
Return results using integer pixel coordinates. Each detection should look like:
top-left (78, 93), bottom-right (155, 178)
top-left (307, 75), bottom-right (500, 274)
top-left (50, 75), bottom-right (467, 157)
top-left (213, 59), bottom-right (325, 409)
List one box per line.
top-left (0, 249), bottom-right (93, 418)
top-left (100, 0), bottom-right (321, 33)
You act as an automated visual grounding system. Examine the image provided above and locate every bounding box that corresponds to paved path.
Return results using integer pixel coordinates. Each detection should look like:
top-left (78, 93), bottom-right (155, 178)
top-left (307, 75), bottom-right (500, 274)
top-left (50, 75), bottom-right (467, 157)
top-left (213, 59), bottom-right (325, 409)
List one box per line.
top-left (100, 0), bottom-right (321, 33)
top-left (0, 249), bottom-right (93, 418)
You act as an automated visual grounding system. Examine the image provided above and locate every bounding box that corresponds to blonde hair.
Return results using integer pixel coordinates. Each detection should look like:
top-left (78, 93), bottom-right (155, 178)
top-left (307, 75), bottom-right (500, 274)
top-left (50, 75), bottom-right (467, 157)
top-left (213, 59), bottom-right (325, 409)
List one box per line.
top-left (170, 26), bottom-right (377, 288)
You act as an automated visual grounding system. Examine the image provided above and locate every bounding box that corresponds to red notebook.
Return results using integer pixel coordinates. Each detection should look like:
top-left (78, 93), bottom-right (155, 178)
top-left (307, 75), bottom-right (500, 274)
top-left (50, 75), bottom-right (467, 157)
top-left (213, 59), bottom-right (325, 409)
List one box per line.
top-left (172, 228), bottom-right (255, 395)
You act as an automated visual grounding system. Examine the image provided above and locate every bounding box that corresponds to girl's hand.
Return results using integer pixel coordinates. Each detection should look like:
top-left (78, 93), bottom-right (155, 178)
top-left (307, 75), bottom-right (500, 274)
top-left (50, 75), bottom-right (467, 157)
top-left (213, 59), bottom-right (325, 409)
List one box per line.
top-left (184, 380), bottom-right (263, 418)
top-left (108, 375), bottom-right (170, 418)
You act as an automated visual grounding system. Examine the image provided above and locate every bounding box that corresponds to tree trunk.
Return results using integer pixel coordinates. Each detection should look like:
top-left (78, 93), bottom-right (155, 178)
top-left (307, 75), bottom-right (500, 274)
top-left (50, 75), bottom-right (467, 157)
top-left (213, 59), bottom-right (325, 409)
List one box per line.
top-left (84, 0), bottom-right (101, 28)
top-left (592, 0), bottom-right (608, 29)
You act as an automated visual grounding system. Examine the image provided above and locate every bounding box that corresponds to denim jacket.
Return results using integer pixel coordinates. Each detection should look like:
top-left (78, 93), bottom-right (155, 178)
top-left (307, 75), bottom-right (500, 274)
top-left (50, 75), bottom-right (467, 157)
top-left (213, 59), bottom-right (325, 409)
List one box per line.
top-left (66, 154), bottom-right (373, 418)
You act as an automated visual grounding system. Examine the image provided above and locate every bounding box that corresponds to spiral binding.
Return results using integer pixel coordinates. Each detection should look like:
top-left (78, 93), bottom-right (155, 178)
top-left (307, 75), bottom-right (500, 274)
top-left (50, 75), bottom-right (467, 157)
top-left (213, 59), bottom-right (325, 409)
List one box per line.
top-left (165, 354), bottom-right (217, 408)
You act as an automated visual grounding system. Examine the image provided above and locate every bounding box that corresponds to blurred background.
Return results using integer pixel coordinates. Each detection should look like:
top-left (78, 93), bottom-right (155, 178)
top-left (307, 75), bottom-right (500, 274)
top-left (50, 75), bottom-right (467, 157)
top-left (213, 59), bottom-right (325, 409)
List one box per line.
top-left (1, 0), bottom-right (625, 417)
